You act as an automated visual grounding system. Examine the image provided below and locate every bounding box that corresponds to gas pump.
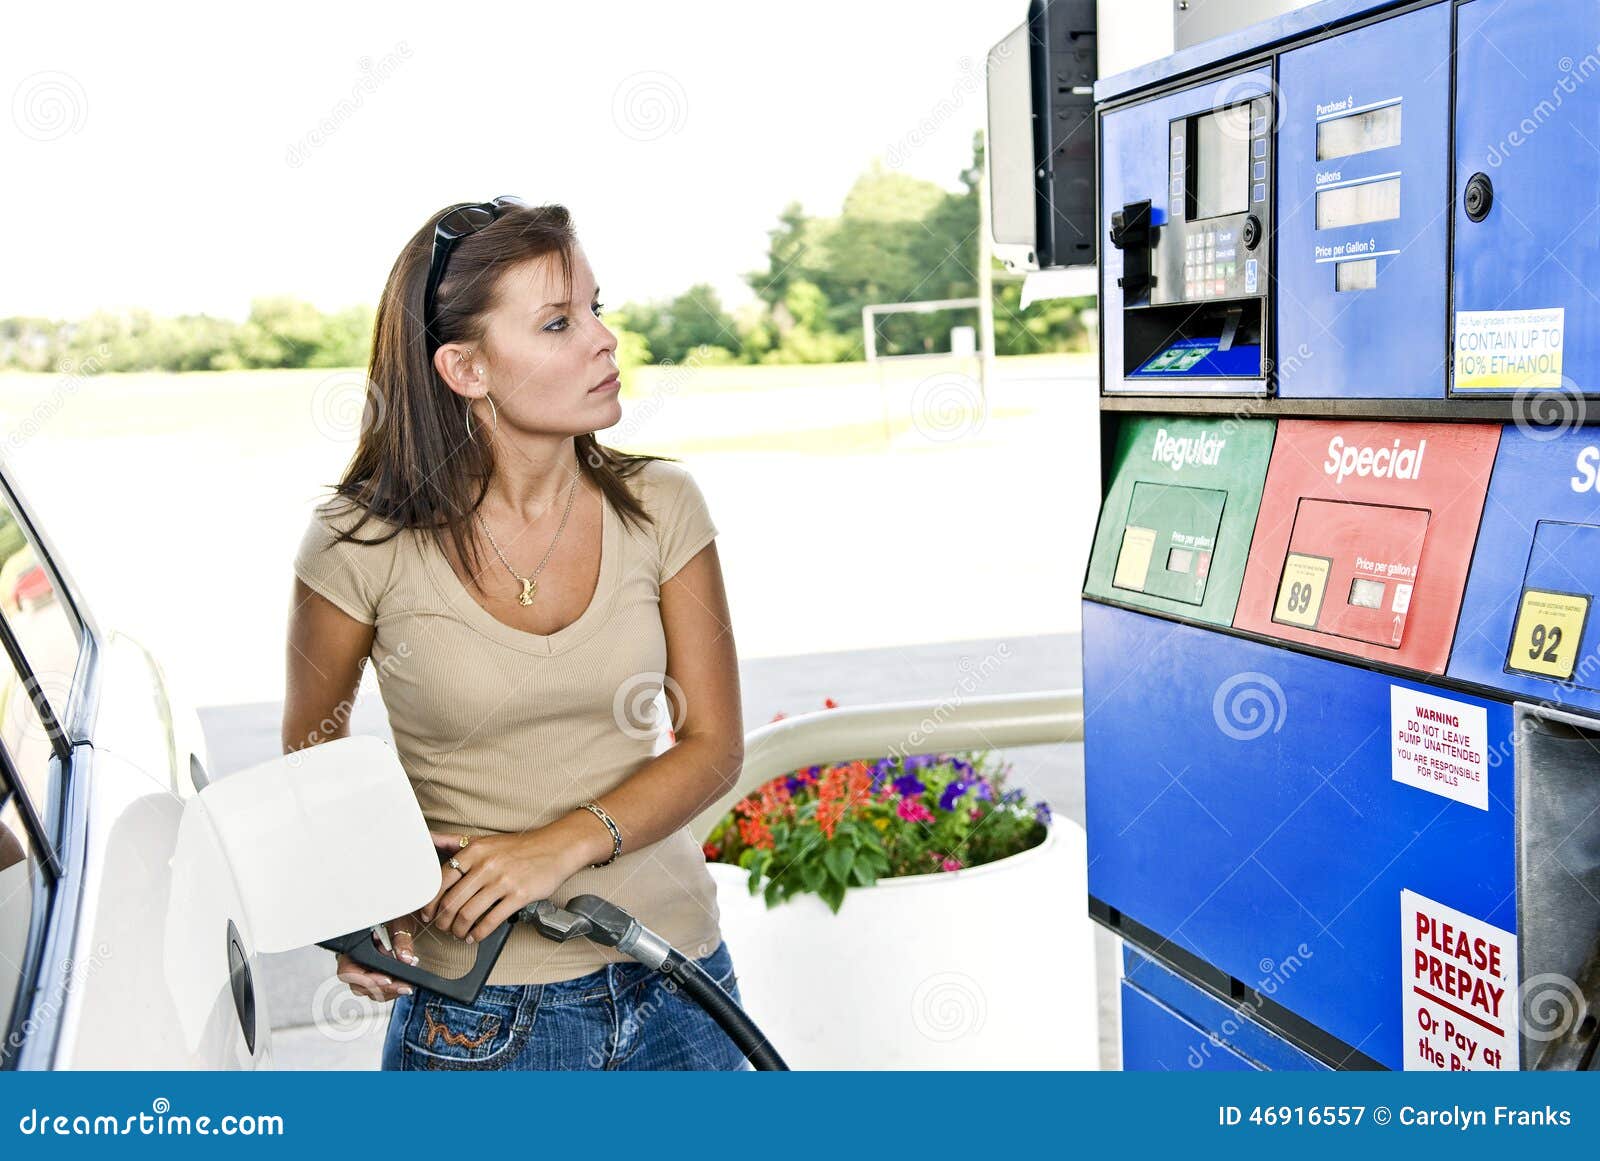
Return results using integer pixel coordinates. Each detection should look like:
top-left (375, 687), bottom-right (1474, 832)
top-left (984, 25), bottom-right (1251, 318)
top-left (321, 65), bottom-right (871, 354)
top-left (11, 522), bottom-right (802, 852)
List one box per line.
top-left (993, 0), bottom-right (1600, 1071)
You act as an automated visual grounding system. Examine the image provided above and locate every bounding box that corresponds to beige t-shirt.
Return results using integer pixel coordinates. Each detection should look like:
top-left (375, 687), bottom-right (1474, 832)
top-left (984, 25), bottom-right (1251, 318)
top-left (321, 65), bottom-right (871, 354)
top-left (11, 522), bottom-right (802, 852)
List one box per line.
top-left (291, 457), bottom-right (725, 985)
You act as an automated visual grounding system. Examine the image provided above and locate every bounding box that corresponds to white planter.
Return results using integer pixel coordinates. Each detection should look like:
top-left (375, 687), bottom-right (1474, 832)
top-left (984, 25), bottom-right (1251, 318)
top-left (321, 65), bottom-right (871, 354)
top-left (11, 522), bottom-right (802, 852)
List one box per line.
top-left (707, 818), bottom-right (1099, 1069)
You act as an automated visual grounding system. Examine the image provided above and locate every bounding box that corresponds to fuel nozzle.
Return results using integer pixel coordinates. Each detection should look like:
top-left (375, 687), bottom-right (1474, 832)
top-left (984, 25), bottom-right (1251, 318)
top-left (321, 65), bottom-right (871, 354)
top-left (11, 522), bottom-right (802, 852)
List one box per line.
top-left (522, 894), bottom-right (674, 970)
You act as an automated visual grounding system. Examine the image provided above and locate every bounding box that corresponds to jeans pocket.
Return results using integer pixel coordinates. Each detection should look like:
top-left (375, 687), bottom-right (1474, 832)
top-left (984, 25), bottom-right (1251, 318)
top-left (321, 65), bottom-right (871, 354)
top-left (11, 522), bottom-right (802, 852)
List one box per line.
top-left (699, 942), bottom-right (738, 996)
top-left (403, 985), bottom-right (539, 1070)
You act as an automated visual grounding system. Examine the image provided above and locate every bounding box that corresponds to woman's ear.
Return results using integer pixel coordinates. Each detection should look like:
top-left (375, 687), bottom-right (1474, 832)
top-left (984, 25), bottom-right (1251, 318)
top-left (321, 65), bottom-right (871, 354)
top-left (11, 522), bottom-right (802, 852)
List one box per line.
top-left (433, 342), bottom-right (485, 401)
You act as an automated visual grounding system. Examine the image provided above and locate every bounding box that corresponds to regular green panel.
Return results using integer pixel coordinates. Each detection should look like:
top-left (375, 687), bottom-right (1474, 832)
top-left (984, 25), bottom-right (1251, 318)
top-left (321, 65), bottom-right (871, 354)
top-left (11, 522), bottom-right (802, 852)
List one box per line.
top-left (1085, 415), bottom-right (1276, 626)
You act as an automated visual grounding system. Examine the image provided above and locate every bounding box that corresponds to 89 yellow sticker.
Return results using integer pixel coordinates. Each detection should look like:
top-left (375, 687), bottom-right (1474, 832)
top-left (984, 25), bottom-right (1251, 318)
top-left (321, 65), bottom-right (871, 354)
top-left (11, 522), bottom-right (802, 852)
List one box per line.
top-left (1272, 553), bottom-right (1331, 629)
top-left (1507, 589), bottom-right (1590, 680)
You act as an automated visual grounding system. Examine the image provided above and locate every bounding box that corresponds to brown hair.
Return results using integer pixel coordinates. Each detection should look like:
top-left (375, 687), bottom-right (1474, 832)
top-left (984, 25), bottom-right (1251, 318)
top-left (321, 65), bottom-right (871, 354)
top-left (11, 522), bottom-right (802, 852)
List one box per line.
top-left (317, 200), bottom-right (670, 578)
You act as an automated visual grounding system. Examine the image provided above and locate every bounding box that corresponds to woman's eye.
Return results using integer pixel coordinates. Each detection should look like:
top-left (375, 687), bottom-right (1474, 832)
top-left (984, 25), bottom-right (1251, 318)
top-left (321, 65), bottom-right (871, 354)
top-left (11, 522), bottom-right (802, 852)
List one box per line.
top-left (593, 301), bottom-right (605, 317)
top-left (543, 304), bottom-right (603, 333)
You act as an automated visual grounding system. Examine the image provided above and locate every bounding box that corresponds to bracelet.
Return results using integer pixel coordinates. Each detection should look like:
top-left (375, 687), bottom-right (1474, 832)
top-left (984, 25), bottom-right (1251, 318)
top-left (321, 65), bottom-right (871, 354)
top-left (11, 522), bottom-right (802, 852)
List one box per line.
top-left (577, 800), bottom-right (623, 867)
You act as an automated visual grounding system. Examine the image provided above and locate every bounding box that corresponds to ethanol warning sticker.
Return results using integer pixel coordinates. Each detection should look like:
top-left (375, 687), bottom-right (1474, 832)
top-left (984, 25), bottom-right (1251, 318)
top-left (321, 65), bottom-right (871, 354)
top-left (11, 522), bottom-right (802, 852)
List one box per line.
top-left (1402, 889), bottom-right (1517, 1071)
top-left (1390, 686), bottom-right (1488, 810)
top-left (1506, 588), bottom-right (1590, 680)
top-left (1271, 553), bottom-right (1329, 629)
top-left (1454, 306), bottom-right (1564, 390)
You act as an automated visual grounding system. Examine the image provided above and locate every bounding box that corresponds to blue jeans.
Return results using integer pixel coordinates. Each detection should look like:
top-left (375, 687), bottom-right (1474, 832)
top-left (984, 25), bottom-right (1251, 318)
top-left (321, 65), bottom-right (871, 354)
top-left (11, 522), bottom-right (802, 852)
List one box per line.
top-left (379, 938), bottom-right (753, 1070)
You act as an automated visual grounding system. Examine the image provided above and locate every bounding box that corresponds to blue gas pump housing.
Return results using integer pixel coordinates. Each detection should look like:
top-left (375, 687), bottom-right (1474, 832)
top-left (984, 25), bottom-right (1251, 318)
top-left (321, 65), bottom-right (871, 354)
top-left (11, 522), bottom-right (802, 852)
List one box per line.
top-left (1066, 0), bottom-right (1600, 1073)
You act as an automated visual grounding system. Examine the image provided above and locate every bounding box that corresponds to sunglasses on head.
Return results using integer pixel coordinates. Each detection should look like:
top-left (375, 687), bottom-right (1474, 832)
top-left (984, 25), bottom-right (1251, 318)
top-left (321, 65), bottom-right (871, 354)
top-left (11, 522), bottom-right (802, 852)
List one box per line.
top-left (421, 195), bottom-right (528, 351)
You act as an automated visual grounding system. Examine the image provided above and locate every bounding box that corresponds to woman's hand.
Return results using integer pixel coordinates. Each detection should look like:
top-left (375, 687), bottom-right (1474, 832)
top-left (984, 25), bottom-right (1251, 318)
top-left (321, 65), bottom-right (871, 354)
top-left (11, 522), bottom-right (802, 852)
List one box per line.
top-left (422, 829), bottom-right (584, 944)
top-left (335, 912), bottom-right (422, 1002)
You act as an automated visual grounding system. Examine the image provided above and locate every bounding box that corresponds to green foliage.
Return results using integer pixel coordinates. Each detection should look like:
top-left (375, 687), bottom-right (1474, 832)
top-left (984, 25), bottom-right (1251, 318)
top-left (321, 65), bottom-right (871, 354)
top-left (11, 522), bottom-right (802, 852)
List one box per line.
top-left (705, 749), bottom-right (1050, 915)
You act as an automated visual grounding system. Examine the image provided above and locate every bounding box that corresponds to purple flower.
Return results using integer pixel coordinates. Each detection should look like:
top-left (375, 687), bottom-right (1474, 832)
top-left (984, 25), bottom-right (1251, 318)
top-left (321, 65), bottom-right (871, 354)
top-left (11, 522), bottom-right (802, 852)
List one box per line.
top-left (905, 754), bottom-right (937, 771)
top-left (892, 773), bottom-right (926, 797)
top-left (869, 758), bottom-right (895, 791)
top-left (784, 775), bottom-right (803, 794)
top-left (974, 778), bottom-right (993, 801)
top-left (939, 780), bottom-right (972, 811)
top-left (1034, 800), bottom-right (1052, 826)
top-left (1000, 788), bottom-right (1025, 805)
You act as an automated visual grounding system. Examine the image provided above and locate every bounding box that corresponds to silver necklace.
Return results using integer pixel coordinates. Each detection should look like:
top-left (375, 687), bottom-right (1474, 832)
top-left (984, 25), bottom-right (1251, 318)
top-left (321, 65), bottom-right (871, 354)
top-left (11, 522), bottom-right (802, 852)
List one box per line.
top-left (474, 469), bottom-right (581, 606)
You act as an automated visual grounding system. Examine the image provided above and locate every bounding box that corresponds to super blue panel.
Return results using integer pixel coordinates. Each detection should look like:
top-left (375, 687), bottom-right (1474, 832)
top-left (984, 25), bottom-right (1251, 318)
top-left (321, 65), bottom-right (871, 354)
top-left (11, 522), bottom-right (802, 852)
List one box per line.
top-left (1454, 0), bottom-right (1600, 393)
top-left (1083, 602), bottom-right (1516, 1070)
top-left (1121, 983), bottom-right (1258, 1072)
top-left (1450, 425), bottom-right (1600, 709)
top-left (1275, 3), bottom-right (1450, 398)
top-left (1102, 67), bottom-right (1272, 395)
top-left (1122, 947), bottom-right (1330, 1071)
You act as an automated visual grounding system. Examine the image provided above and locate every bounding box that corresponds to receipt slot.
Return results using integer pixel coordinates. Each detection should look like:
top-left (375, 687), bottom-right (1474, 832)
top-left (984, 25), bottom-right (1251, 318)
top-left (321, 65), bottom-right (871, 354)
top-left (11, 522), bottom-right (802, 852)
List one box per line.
top-left (1453, 0), bottom-right (1600, 394)
top-left (1274, 3), bottom-right (1451, 398)
top-left (1084, 416), bottom-right (1274, 625)
top-left (1450, 426), bottom-right (1600, 713)
top-left (1233, 421), bottom-right (1500, 672)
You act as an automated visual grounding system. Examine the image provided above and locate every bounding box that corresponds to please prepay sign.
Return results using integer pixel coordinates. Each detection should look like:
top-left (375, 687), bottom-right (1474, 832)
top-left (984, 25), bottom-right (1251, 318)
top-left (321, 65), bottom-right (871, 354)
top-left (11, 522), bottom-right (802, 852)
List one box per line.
top-left (1402, 889), bottom-right (1517, 1070)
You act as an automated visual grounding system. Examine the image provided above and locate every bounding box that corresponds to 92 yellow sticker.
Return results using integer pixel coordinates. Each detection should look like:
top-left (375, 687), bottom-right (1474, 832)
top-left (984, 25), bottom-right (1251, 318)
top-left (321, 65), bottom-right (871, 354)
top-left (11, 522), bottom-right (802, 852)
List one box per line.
top-left (1507, 589), bottom-right (1590, 680)
top-left (1272, 553), bottom-right (1331, 629)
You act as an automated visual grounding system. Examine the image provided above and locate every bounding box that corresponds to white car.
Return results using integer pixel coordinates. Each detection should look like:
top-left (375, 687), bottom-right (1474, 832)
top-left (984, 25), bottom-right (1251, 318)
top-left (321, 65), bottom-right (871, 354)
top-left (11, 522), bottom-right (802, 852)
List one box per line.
top-left (0, 462), bottom-right (430, 1069)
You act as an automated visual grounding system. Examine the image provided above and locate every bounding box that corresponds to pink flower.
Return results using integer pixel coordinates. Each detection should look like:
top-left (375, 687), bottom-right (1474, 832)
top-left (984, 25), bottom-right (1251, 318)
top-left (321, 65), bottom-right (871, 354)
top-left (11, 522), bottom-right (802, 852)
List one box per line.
top-left (941, 856), bottom-right (963, 872)
top-left (897, 799), bottom-right (933, 823)
top-left (968, 807), bottom-right (981, 820)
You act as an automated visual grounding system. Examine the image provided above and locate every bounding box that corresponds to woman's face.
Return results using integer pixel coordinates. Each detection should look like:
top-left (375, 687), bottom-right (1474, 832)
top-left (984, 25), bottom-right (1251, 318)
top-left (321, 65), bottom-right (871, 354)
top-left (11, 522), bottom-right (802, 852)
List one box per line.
top-left (467, 243), bottom-right (622, 436)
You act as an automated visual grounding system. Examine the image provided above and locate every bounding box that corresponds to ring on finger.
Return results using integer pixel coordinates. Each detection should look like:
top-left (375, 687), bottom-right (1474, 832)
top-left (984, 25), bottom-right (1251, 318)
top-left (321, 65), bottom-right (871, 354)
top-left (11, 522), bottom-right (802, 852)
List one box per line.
top-left (448, 856), bottom-right (466, 874)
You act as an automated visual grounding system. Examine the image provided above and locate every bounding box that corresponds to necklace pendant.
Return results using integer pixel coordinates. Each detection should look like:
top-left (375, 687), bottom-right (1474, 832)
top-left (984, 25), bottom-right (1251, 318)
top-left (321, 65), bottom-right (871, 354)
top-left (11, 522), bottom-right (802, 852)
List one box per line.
top-left (519, 578), bottom-right (537, 605)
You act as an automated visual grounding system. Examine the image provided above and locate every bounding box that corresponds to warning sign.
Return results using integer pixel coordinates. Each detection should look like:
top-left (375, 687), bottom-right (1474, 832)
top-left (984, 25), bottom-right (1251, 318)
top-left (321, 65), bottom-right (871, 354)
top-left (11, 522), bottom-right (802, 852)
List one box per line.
top-left (1402, 889), bottom-right (1518, 1071)
top-left (1390, 686), bottom-right (1488, 810)
top-left (1507, 588), bottom-right (1590, 680)
top-left (1454, 306), bottom-right (1564, 390)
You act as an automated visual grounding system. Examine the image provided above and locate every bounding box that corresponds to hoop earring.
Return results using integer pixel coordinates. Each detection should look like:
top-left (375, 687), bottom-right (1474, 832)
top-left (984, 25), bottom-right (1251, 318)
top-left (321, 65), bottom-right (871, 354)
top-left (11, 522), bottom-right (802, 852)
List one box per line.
top-left (465, 394), bottom-right (499, 439)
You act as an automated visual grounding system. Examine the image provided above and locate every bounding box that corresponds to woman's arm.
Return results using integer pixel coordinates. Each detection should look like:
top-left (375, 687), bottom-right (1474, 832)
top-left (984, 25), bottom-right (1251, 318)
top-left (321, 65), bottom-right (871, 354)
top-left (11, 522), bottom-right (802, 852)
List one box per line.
top-left (284, 578), bottom-right (373, 753)
top-left (426, 539), bottom-right (744, 942)
top-left (286, 578), bottom-right (418, 1000)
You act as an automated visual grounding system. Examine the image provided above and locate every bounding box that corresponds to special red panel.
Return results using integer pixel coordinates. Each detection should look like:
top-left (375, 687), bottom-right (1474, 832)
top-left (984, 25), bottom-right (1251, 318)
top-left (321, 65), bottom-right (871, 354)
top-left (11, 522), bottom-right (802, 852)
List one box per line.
top-left (1234, 420), bottom-right (1502, 673)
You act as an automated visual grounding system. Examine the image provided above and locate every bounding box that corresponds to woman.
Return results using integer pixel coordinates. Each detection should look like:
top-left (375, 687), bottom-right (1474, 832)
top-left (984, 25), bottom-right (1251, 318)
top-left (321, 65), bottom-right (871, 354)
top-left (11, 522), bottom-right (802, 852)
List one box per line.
top-left (283, 197), bottom-right (750, 1070)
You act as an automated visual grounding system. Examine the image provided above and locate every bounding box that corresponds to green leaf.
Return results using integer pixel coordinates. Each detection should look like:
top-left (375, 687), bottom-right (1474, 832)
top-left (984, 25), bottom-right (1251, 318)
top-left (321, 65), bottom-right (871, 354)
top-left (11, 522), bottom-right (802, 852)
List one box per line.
top-left (764, 877), bottom-right (785, 909)
top-left (823, 843), bottom-right (855, 884)
top-left (819, 878), bottom-right (847, 913)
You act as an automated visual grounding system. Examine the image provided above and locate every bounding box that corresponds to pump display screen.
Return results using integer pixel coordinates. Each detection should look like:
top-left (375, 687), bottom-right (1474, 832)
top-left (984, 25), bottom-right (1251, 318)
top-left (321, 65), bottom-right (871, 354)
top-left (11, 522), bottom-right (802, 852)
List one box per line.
top-left (1187, 108), bottom-right (1250, 220)
top-left (1316, 103), bottom-right (1402, 160)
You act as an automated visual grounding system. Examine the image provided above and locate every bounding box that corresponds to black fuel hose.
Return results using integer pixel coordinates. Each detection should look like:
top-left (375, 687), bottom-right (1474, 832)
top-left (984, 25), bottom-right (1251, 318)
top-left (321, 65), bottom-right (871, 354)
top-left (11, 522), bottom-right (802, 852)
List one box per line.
top-left (657, 946), bottom-right (789, 1071)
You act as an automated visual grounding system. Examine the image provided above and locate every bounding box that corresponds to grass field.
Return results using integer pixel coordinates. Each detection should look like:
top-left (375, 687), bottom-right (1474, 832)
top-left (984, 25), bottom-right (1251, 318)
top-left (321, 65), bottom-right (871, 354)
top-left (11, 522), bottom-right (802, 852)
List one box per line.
top-left (0, 353), bottom-right (1100, 708)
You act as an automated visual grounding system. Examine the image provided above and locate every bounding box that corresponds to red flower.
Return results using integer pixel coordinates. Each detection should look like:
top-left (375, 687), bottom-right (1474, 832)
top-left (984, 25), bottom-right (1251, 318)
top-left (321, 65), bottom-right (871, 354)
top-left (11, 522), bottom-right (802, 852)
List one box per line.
top-left (770, 711), bottom-right (787, 722)
top-left (702, 842), bottom-right (721, 860)
top-left (823, 697), bottom-right (838, 709)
